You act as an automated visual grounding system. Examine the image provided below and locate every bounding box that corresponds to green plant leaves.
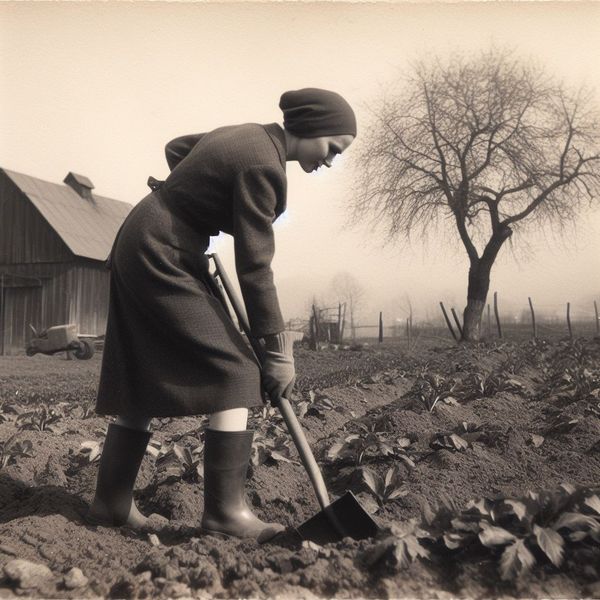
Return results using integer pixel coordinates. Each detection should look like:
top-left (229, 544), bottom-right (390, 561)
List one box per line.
top-left (479, 522), bottom-right (516, 547)
top-left (417, 483), bottom-right (600, 581)
top-left (552, 512), bottom-right (600, 541)
top-left (500, 539), bottom-right (536, 580)
top-left (154, 441), bottom-right (204, 482)
top-left (361, 466), bottom-right (408, 507)
top-left (533, 525), bottom-right (564, 567)
top-left (391, 535), bottom-right (430, 569)
top-left (361, 467), bottom-right (381, 497)
top-left (584, 494), bottom-right (600, 516)
top-left (269, 450), bottom-right (294, 463)
top-left (430, 432), bottom-right (469, 452)
top-left (326, 430), bottom-right (414, 468)
top-left (15, 404), bottom-right (64, 432)
top-left (0, 433), bottom-right (35, 469)
top-left (363, 520), bottom-right (430, 571)
top-left (503, 499), bottom-right (527, 521)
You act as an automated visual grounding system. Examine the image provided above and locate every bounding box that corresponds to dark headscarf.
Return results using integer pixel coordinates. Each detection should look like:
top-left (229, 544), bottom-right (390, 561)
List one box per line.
top-left (279, 88), bottom-right (357, 138)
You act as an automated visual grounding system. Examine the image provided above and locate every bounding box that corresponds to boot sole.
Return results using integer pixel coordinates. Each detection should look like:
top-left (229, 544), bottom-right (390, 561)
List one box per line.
top-left (199, 526), bottom-right (286, 544)
top-left (84, 511), bottom-right (168, 532)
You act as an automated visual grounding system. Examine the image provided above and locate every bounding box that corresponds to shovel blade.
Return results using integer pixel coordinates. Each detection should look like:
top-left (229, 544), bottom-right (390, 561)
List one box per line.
top-left (296, 491), bottom-right (380, 545)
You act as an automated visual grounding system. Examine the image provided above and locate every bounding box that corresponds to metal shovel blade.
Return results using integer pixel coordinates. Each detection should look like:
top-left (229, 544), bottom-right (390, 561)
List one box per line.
top-left (295, 491), bottom-right (380, 545)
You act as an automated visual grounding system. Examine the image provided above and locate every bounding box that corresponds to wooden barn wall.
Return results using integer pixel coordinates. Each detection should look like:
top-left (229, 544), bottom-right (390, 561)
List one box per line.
top-left (67, 261), bottom-right (110, 335)
top-left (1, 261), bottom-right (110, 355)
top-left (0, 174), bottom-right (72, 264)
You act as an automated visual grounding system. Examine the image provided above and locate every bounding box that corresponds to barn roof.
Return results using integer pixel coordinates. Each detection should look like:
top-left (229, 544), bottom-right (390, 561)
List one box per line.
top-left (2, 168), bottom-right (132, 262)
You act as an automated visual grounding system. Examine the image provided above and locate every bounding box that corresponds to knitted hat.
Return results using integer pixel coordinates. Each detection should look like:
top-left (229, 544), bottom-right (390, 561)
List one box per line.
top-left (279, 88), bottom-right (357, 138)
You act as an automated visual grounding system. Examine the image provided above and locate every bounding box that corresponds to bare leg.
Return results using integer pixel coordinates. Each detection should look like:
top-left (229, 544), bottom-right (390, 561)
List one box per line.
top-left (208, 408), bottom-right (248, 432)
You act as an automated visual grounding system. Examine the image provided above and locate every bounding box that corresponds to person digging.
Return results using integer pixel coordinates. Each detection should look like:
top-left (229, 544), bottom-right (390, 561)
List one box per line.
top-left (84, 88), bottom-right (356, 543)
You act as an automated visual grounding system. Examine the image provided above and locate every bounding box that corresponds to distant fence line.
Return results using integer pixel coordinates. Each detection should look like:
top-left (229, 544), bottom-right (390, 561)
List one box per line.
top-left (292, 296), bottom-right (600, 347)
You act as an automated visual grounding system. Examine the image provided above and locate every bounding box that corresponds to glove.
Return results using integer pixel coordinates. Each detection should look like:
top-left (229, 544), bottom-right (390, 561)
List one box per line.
top-left (262, 332), bottom-right (296, 405)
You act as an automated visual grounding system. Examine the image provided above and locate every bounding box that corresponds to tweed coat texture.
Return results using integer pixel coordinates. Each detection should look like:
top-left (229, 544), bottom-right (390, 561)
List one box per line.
top-left (95, 123), bottom-right (288, 417)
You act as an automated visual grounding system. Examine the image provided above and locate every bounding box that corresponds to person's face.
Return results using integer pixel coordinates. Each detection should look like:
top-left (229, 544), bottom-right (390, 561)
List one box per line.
top-left (297, 134), bottom-right (355, 173)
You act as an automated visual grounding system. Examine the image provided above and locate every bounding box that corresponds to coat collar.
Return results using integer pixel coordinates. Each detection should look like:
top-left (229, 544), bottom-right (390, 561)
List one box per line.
top-left (262, 123), bottom-right (287, 171)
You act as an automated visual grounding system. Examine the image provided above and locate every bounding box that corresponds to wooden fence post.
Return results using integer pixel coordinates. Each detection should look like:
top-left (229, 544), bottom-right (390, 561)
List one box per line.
top-left (337, 303), bottom-right (342, 343)
top-left (378, 312), bottom-right (383, 343)
top-left (528, 297), bottom-right (536, 339)
top-left (451, 308), bottom-right (464, 339)
top-left (308, 316), bottom-right (317, 350)
top-left (567, 302), bottom-right (573, 339)
top-left (340, 302), bottom-right (347, 343)
top-left (594, 300), bottom-right (599, 337)
top-left (494, 292), bottom-right (502, 339)
top-left (406, 317), bottom-right (412, 350)
top-left (487, 303), bottom-right (491, 337)
top-left (439, 301), bottom-right (458, 341)
top-left (312, 304), bottom-right (321, 350)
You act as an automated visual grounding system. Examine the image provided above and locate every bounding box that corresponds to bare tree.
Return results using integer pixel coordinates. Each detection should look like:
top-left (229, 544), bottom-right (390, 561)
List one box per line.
top-left (330, 272), bottom-right (365, 340)
top-left (350, 48), bottom-right (600, 341)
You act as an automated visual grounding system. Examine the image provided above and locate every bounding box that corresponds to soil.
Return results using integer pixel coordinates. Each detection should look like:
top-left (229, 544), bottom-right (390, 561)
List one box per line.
top-left (0, 338), bottom-right (599, 598)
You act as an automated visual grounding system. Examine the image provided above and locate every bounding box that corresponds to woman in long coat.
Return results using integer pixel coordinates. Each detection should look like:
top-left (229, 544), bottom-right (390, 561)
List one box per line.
top-left (85, 88), bottom-right (356, 543)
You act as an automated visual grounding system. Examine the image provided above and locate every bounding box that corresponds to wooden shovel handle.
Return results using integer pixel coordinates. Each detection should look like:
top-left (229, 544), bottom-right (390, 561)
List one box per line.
top-left (209, 253), bottom-right (331, 510)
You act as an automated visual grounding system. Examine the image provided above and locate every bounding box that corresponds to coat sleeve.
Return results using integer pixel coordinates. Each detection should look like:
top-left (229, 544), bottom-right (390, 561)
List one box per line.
top-left (232, 165), bottom-right (286, 338)
top-left (165, 134), bottom-right (205, 171)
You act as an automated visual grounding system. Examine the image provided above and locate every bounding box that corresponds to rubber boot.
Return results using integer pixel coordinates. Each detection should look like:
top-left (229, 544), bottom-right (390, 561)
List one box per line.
top-left (85, 423), bottom-right (168, 531)
top-left (201, 429), bottom-right (285, 543)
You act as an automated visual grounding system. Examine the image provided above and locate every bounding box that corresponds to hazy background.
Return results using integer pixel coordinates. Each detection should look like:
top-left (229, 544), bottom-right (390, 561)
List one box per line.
top-left (1, 1), bottom-right (599, 328)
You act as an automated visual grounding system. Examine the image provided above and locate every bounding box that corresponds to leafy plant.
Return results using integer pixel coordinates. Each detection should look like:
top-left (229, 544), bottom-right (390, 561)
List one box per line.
top-left (543, 414), bottom-right (579, 437)
top-left (429, 432), bottom-right (470, 452)
top-left (0, 400), bottom-right (20, 423)
top-left (419, 483), bottom-right (600, 581)
top-left (361, 466), bottom-right (409, 508)
top-left (78, 403), bottom-right (96, 420)
top-left (326, 432), bottom-right (414, 468)
top-left (155, 442), bottom-right (204, 482)
top-left (453, 421), bottom-right (507, 448)
top-left (360, 368), bottom-right (407, 386)
top-left (0, 433), bottom-right (35, 469)
top-left (251, 430), bottom-right (296, 467)
top-left (363, 519), bottom-right (430, 571)
top-left (145, 439), bottom-right (170, 459)
top-left (408, 372), bottom-right (461, 412)
top-left (550, 367), bottom-right (600, 405)
top-left (296, 389), bottom-right (335, 419)
top-left (459, 370), bottom-right (525, 400)
top-left (536, 339), bottom-right (600, 405)
top-left (16, 404), bottom-right (63, 432)
top-left (353, 412), bottom-right (397, 434)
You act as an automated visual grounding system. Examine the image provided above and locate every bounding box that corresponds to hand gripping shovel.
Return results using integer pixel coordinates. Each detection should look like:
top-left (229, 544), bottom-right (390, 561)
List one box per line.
top-left (209, 253), bottom-right (380, 545)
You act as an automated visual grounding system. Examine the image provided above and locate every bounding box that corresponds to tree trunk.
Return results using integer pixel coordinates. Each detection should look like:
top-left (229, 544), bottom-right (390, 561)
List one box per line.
top-left (462, 265), bottom-right (490, 342)
top-left (462, 227), bottom-right (512, 342)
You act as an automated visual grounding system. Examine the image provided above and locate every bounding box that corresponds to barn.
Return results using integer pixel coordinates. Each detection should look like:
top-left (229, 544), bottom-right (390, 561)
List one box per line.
top-left (0, 168), bottom-right (132, 355)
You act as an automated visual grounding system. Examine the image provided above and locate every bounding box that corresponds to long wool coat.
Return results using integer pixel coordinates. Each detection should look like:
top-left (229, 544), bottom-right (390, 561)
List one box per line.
top-left (95, 123), bottom-right (287, 417)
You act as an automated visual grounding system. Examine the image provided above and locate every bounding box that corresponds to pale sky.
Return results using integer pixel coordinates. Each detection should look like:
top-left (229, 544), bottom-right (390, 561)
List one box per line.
top-left (1, 1), bottom-right (599, 326)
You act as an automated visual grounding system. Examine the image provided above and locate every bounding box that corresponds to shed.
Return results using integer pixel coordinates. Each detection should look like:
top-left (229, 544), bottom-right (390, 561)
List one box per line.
top-left (0, 168), bottom-right (132, 355)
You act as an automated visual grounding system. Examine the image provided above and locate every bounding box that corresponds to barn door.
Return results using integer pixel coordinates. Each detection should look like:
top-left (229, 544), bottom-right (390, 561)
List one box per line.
top-left (1, 285), bottom-right (43, 355)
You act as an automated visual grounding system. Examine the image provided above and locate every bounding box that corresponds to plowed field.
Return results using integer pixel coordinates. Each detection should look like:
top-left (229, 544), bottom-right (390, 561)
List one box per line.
top-left (1, 338), bottom-right (599, 599)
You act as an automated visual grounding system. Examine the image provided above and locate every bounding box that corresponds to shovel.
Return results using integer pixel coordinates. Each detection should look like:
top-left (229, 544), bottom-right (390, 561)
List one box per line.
top-left (209, 253), bottom-right (380, 545)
